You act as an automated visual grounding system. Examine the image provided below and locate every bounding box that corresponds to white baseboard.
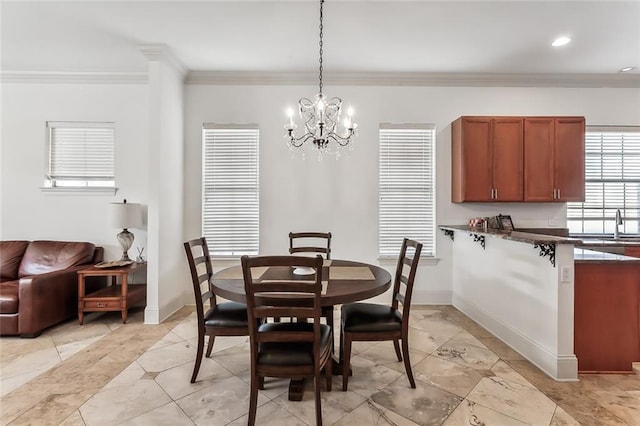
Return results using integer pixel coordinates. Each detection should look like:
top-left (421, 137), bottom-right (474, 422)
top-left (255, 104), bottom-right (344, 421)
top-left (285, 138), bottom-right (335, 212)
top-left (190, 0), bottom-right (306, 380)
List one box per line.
top-left (453, 292), bottom-right (578, 382)
top-left (144, 292), bottom-right (189, 324)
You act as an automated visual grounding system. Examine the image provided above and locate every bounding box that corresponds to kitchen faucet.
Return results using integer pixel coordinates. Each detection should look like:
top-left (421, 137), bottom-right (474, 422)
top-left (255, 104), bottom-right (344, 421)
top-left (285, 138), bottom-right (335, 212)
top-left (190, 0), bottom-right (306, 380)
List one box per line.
top-left (614, 209), bottom-right (623, 238)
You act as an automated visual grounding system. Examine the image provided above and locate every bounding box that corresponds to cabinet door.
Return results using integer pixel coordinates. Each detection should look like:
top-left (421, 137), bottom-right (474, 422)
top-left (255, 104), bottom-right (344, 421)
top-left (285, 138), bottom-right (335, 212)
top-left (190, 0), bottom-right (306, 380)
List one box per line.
top-left (555, 117), bottom-right (585, 201)
top-left (493, 118), bottom-right (524, 201)
top-left (452, 117), bottom-right (492, 202)
top-left (524, 118), bottom-right (555, 201)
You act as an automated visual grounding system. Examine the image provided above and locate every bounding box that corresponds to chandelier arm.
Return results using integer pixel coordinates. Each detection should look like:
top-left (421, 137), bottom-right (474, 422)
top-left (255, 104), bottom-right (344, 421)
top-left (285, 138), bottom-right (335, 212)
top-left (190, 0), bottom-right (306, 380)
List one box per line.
top-left (326, 130), bottom-right (355, 146)
top-left (289, 131), bottom-right (317, 147)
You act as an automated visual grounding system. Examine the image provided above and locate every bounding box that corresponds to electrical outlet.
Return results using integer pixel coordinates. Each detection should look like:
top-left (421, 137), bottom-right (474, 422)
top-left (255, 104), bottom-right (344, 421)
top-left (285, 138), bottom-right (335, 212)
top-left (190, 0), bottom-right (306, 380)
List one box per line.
top-left (560, 266), bottom-right (572, 283)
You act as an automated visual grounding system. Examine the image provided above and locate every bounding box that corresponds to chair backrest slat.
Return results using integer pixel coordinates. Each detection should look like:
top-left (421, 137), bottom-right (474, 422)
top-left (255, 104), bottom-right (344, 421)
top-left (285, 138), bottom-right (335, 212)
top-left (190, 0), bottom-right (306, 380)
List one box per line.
top-left (391, 238), bottom-right (423, 316)
top-left (242, 254), bottom-right (324, 352)
top-left (289, 232), bottom-right (332, 260)
top-left (184, 237), bottom-right (217, 326)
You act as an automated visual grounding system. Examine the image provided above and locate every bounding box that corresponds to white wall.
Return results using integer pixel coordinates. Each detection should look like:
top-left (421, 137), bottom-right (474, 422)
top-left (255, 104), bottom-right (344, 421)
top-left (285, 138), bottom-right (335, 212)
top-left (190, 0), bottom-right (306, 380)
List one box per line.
top-left (1, 82), bottom-right (149, 258)
top-left (2, 79), bottom-right (639, 317)
top-left (184, 84), bottom-right (640, 304)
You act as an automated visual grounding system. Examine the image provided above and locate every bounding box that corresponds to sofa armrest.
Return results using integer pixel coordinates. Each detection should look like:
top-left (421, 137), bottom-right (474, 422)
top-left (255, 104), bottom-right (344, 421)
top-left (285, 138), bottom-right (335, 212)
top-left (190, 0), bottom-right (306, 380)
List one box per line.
top-left (18, 265), bottom-right (91, 336)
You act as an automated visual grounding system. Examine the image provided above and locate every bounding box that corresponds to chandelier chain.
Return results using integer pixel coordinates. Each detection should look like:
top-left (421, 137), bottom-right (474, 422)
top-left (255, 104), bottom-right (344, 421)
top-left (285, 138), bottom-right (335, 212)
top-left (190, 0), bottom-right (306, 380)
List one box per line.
top-left (318, 0), bottom-right (324, 95)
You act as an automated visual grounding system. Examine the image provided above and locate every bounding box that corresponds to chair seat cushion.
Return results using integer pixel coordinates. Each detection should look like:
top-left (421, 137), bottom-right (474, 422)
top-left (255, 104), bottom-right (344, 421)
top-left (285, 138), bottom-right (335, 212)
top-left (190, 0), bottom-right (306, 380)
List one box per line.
top-left (342, 303), bottom-right (402, 333)
top-left (204, 301), bottom-right (249, 328)
top-left (257, 322), bottom-right (331, 366)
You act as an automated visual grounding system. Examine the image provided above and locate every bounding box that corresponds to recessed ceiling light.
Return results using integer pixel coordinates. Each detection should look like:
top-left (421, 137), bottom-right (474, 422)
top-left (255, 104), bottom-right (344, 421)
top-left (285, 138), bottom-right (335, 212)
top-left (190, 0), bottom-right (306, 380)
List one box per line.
top-left (552, 36), bottom-right (571, 47)
top-left (620, 66), bottom-right (636, 72)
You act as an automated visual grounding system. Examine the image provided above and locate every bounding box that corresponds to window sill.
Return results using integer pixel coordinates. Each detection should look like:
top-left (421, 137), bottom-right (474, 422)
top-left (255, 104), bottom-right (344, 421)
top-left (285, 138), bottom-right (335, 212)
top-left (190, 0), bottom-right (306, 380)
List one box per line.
top-left (377, 256), bottom-right (440, 266)
top-left (40, 187), bottom-right (118, 195)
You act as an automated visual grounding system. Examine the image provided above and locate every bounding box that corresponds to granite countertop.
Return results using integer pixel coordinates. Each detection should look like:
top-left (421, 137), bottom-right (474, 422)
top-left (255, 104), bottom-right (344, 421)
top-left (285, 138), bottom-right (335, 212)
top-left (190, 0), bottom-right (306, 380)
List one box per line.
top-left (438, 225), bottom-right (581, 245)
top-left (439, 225), bottom-right (640, 263)
top-left (574, 248), bottom-right (640, 263)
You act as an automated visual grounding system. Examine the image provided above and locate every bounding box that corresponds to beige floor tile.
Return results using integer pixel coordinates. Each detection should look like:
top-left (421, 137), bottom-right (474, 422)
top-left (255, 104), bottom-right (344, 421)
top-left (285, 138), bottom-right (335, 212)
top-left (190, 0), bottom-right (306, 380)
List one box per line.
top-left (175, 375), bottom-right (267, 425)
top-left (343, 354), bottom-right (403, 398)
top-left (370, 376), bottom-right (463, 426)
top-left (443, 399), bottom-right (528, 425)
top-left (433, 330), bottom-right (500, 371)
top-left (412, 354), bottom-right (485, 398)
top-left (466, 376), bottom-right (557, 425)
top-left (155, 356), bottom-right (233, 400)
top-left (80, 380), bottom-right (172, 426)
top-left (226, 400), bottom-right (307, 426)
top-left (333, 399), bottom-right (420, 426)
top-left (58, 410), bottom-right (86, 426)
top-left (118, 402), bottom-right (194, 426)
top-left (550, 405), bottom-right (583, 426)
top-left (136, 340), bottom-right (197, 373)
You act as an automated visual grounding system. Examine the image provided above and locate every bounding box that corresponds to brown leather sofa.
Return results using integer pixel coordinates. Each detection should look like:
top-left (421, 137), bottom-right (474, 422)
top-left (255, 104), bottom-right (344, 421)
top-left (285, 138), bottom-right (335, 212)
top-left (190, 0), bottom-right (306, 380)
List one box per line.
top-left (0, 240), bottom-right (104, 337)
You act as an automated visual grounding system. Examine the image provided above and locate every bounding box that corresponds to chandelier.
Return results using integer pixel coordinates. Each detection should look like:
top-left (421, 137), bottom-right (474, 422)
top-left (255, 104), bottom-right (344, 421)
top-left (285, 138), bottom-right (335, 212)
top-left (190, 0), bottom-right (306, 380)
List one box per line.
top-left (285, 0), bottom-right (357, 157)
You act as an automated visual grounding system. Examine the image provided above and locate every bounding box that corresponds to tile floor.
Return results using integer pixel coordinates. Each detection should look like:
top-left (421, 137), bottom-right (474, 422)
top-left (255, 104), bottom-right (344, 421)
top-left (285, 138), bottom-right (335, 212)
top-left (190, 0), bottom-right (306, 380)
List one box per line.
top-left (1, 305), bottom-right (639, 425)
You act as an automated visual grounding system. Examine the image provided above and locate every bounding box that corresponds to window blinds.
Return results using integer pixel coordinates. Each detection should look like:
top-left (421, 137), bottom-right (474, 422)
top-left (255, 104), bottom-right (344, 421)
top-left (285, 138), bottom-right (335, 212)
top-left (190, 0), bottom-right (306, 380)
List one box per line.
top-left (567, 126), bottom-right (640, 234)
top-left (46, 121), bottom-right (115, 187)
top-left (202, 124), bottom-right (259, 256)
top-left (379, 124), bottom-right (435, 257)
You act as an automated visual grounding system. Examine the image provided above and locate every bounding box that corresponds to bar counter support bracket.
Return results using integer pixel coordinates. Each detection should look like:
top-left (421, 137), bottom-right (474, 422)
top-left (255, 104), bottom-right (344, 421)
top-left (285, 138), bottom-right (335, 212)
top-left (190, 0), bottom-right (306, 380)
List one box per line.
top-left (533, 242), bottom-right (556, 267)
top-left (442, 229), bottom-right (455, 241)
top-left (470, 233), bottom-right (486, 249)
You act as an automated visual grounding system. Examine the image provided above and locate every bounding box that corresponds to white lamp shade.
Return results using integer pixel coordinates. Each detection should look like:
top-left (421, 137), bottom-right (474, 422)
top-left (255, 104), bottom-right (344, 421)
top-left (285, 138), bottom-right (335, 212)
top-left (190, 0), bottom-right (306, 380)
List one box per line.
top-left (109, 201), bottom-right (143, 229)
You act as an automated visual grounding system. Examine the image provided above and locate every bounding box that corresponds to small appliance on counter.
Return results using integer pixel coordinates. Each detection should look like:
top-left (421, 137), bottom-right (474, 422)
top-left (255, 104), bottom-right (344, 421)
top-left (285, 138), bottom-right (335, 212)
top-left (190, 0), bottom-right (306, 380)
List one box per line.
top-left (469, 214), bottom-right (514, 232)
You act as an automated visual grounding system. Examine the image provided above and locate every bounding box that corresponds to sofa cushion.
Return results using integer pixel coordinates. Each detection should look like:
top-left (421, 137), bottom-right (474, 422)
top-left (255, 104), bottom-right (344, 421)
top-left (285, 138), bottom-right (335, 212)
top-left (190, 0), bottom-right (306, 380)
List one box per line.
top-left (0, 241), bottom-right (30, 281)
top-left (0, 280), bottom-right (19, 314)
top-left (18, 241), bottom-right (95, 277)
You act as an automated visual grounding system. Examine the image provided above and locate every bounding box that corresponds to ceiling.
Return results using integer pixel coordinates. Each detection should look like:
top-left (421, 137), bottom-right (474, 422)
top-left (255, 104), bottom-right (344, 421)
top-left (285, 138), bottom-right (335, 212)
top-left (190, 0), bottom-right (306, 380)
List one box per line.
top-left (2, 0), bottom-right (639, 85)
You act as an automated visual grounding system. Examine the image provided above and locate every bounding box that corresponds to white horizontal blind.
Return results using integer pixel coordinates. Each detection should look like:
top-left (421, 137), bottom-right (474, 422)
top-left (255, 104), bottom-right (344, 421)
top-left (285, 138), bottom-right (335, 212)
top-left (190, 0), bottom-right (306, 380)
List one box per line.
top-left (202, 124), bottom-right (259, 256)
top-left (46, 121), bottom-right (115, 187)
top-left (379, 124), bottom-right (435, 257)
top-left (567, 126), bottom-right (640, 234)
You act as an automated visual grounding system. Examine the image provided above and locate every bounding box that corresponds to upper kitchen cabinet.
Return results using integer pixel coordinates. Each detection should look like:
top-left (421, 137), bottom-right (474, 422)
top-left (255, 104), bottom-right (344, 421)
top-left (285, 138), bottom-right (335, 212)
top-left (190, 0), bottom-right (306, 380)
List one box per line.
top-left (452, 116), bottom-right (523, 202)
top-left (524, 117), bottom-right (585, 202)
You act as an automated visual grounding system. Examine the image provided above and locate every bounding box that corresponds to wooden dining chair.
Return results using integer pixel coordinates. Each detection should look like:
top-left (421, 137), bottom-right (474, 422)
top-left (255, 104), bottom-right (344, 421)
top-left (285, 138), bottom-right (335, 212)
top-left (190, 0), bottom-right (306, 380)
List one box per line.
top-left (339, 238), bottom-right (422, 391)
top-left (289, 232), bottom-right (332, 259)
top-left (288, 231), bottom-right (334, 334)
top-left (183, 237), bottom-right (250, 383)
top-left (241, 254), bottom-right (332, 426)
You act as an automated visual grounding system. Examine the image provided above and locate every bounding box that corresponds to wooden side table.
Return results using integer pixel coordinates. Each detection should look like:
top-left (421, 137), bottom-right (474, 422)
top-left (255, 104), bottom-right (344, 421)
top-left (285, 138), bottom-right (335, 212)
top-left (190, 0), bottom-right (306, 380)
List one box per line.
top-left (77, 262), bottom-right (147, 325)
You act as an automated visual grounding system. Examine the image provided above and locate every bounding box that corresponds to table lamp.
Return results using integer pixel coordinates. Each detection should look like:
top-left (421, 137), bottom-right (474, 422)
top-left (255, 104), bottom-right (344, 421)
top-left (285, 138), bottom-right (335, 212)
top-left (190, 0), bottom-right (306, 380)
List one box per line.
top-left (109, 199), bottom-right (143, 261)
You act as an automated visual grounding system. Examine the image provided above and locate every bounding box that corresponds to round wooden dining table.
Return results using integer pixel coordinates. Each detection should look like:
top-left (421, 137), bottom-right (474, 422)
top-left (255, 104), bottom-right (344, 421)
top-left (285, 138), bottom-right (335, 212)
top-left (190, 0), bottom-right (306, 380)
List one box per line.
top-left (210, 258), bottom-right (392, 401)
top-left (211, 259), bottom-right (392, 306)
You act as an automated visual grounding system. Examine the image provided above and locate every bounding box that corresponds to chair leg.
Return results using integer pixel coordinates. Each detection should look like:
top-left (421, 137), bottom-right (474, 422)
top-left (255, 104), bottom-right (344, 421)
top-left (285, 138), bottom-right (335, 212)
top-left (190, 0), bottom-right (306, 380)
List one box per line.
top-left (258, 376), bottom-right (265, 390)
top-left (325, 347), bottom-right (332, 392)
top-left (323, 306), bottom-right (334, 351)
top-left (205, 334), bottom-right (215, 357)
top-left (248, 370), bottom-right (259, 426)
top-left (342, 334), bottom-right (352, 391)
top-left (393, 339), bottom-right (402, 362)
top-left (401, 337), bottom-right (416, 388)
top-left (314, 368), bottom-right (323, 426)
top-left (191, 330), bottom-right (205, 383)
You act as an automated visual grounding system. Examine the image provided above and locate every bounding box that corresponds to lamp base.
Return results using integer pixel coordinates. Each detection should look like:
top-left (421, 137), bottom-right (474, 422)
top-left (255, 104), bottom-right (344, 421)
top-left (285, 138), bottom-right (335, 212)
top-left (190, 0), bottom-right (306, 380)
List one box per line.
top-left (116, 228), bottom-right (135, 262)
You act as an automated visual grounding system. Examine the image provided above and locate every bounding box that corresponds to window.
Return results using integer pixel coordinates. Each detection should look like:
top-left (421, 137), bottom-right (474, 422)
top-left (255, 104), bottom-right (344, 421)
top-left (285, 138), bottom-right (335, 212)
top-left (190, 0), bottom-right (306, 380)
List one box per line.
top-left (45, 121), bottom-right (115, 188)
top-left (567, 126), bottom-right (640, 234)
top-left (202, 124), bottom-right (259, 256)
top-left (379, 124), bottom-right (435, 257)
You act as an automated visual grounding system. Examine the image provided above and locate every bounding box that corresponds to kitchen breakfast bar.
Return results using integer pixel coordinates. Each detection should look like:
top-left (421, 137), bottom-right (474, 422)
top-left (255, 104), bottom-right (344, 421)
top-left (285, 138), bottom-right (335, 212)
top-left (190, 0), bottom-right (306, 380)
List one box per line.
top-left (439, 225), bottom-right (640, 381)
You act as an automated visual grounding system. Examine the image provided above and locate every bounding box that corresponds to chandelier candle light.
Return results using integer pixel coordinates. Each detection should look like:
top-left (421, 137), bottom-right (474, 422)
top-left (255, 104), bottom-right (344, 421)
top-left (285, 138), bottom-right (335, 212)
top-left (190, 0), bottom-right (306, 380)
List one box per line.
top-left (285, 0), bottom-right (357, 157)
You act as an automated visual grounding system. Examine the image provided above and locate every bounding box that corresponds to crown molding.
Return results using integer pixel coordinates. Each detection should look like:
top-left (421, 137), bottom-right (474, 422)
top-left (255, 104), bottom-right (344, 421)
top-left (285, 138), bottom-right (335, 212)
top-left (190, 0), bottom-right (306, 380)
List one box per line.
top-left (138, 44), bottom-right (187, 77)
top-left (186, 70), bottom-right (640, 88)
top-left (3, 69), bottom-right (638, 88)
top-left (1, 71), bottom-right (148, 84)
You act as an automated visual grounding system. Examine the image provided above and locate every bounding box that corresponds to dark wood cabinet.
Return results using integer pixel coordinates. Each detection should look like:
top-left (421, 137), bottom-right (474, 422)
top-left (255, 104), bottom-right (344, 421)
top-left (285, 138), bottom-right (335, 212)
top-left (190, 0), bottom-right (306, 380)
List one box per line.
top-left (524, 117), bottom-right (585, 202)
top-left (452, 115), bottom-right (585, 203)
top-left (451, 116), bottom-right (523, 202)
